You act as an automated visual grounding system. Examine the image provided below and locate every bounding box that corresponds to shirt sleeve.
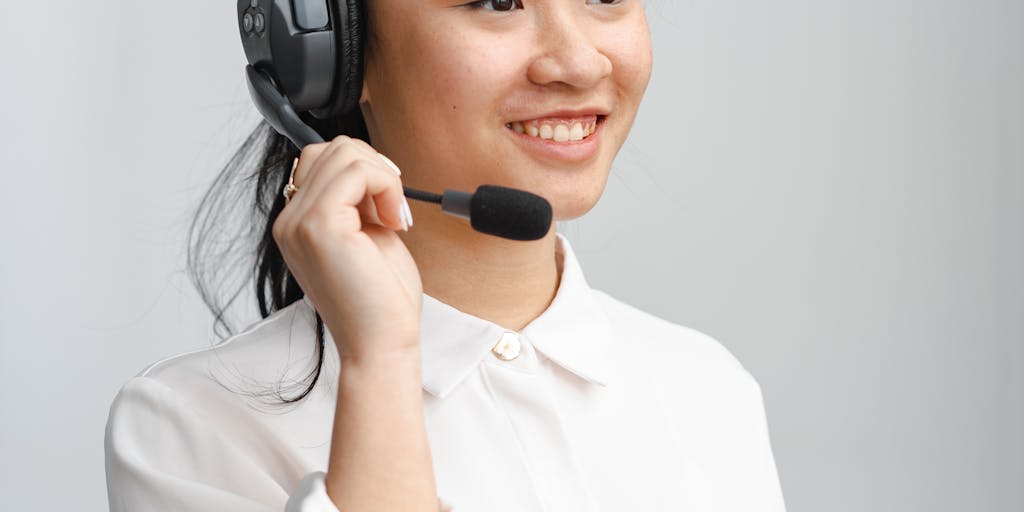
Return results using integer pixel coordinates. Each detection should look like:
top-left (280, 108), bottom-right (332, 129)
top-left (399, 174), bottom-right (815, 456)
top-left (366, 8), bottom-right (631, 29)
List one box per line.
top-left (286, 473), bottom-right (455, 512)
top-left (709, 369), bottom-right (788, 511)
top-left (104, 376), bottom-right (339, 511)
top-left (286, 472), bottom-right (340, 512)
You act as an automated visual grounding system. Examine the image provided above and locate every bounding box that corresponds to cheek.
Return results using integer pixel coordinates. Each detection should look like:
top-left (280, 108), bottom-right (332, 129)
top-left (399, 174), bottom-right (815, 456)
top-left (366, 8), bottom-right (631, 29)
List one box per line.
top-left (624, 46), bottom-right (653, 98)
top-left (603, 21), bottom-right (653, 103)
top-left (425, 37), bottom-right (523, 125)
top-left (376, 30), bottom-right (527, 185)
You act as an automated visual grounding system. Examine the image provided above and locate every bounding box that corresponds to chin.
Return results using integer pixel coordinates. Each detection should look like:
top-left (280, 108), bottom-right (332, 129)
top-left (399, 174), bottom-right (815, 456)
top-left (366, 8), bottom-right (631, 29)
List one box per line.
top-left (515, 162), bottom-right (608, 222)
top-left (546, 182), bottom-right (607, 222)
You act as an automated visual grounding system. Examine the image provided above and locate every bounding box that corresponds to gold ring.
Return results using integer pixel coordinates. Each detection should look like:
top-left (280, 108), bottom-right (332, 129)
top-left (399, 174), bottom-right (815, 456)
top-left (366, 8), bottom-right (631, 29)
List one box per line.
top-left (283, 158), bottom-right (299, 204)
top-left (282, 183), bottom-right (297, 203)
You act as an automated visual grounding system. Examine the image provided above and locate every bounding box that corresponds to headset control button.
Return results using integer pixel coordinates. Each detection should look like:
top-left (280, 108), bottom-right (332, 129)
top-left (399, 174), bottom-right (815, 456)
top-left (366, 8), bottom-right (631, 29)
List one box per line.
top-left (293, 0), bottom-right (330, 30)
top-left (254, 12), bottom-right (265, 33)
top-left (242, 13), bottom-right (254, 33)
top-left (250, 0), bottom-right (258, 7)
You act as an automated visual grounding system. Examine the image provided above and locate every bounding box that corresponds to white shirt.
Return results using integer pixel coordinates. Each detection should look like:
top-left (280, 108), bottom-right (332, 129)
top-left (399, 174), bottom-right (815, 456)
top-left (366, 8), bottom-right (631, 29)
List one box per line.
top-left (105, 233), bottom-right (787, 511)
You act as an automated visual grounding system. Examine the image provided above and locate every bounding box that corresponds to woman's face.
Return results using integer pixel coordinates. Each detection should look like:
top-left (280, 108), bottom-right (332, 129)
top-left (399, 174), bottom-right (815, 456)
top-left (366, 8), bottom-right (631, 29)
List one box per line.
top-left (360, 0), bottom-right (652, 221)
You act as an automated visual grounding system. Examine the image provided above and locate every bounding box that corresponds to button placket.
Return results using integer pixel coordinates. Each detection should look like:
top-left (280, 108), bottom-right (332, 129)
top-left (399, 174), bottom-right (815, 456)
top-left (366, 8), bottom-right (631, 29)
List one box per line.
top-left (479, 341), bottom-right (598, 511)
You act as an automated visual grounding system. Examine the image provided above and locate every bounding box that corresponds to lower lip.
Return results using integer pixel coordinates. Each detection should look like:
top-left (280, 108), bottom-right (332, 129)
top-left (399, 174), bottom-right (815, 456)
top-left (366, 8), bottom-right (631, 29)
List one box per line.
top-left (506, 118), bottom-right (604, 163)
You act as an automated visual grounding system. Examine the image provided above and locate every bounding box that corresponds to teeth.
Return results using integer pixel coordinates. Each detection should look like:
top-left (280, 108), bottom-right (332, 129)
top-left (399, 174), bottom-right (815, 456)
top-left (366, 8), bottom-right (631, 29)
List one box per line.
top-left (553, 125), bottom-right (570, 142)
top-left (539, 124), bottom-right (554, 140)
top-left (509, 117), bottom-right (601, 142)
top-left (569, 123), bottom-right (584, 141)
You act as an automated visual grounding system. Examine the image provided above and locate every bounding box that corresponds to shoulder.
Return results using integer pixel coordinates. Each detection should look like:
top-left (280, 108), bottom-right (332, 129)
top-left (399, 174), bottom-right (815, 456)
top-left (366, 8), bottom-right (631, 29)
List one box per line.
top-left (143, 299), bottom-right (322, 385)
top-left (111, 298), bottom-right (331, 416)
top-left (588, 289), bottom-right (775, 453)
top-left (590, 288), bottom-right (758, 387)
top-left (103, 302), bottom-right (327, 509)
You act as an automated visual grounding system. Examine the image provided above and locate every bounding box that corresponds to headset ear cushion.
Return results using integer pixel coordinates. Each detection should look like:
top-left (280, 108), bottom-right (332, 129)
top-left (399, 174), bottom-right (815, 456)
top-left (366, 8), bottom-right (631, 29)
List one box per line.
top-left (312, 0), bottom-right (364, 118)
top-left (338, 0), bottom-right (364, 113)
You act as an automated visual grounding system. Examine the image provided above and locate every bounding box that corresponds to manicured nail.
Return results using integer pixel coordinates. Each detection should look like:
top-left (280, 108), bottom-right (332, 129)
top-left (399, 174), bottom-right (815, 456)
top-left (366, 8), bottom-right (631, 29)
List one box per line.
top-left (379, 153), bottom-right (401, 176)
top-left (394, 202), bottom-right (408, 231)
top-left (402, 197), bottom-right (414, 229)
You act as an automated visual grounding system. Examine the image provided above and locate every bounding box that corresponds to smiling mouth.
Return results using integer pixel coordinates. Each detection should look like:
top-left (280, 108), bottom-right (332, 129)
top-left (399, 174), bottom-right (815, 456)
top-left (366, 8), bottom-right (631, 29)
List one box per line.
top-left (505, 115), bottom-right (605, 143)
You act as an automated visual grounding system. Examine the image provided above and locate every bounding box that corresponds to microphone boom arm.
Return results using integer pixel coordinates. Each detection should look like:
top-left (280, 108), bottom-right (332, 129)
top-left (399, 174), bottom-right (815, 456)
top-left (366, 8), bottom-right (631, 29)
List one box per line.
top-left (244, 65), bottom-right (551, 241)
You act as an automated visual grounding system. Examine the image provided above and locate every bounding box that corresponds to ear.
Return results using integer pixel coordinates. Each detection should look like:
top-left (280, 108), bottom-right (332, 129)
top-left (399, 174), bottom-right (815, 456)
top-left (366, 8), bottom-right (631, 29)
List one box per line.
top-left (359, 76), bottom-right (372, 105)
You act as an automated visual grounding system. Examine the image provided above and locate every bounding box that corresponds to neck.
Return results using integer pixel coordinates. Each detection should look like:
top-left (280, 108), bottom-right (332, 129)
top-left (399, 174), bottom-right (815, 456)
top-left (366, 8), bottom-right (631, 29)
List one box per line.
top-left (397, 202), bottom-right (562, 332)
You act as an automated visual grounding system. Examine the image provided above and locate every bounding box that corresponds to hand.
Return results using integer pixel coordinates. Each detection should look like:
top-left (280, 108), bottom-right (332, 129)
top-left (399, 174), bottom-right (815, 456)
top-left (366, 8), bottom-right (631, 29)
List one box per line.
top-left (272, 135), bottom-right (421, 364)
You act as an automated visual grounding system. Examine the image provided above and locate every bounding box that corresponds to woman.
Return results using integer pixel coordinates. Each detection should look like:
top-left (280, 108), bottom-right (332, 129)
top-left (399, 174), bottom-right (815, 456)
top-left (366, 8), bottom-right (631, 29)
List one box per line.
top-left (105, 0), bottom-right (787, 510)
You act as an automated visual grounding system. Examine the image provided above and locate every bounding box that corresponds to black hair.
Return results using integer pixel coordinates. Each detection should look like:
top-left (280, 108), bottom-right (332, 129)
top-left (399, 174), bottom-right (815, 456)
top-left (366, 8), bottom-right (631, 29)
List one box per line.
top-left (189, 1), bottom-right (378, 404)
top-left (186, 109), bottom-right (370, 404)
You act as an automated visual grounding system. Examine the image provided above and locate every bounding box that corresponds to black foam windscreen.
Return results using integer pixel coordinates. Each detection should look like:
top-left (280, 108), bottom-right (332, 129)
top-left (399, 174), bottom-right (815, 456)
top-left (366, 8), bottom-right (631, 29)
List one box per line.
top-left (469, 186), bottom-right (553, 241)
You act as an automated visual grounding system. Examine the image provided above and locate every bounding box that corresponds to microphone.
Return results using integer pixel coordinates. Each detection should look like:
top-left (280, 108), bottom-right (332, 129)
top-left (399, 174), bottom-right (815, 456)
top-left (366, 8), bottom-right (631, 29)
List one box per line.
top-left (405, 186), bottom-right (553, 241)
top-left (245, 66), bottom-right (553, 242)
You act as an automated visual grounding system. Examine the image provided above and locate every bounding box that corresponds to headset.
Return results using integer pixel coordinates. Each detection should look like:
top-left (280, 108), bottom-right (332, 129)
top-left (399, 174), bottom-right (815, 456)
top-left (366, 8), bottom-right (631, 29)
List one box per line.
top-left (235, 0), bottom-right (552, 241)
top-left (237, 0), bottom-right (364, 147)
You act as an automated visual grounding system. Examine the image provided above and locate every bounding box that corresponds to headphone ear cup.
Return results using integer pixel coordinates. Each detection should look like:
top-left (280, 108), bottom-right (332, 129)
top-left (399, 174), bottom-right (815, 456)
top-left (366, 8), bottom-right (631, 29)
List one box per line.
top-left (238, 0), bottom-right (338, 114)
top-left (310, 0), bottom-right (365, 119)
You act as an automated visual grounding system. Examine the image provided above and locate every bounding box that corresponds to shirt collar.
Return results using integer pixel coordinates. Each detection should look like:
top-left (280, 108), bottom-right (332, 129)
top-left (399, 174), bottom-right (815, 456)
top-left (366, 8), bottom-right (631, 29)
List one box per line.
top-left (418, 232), bottom-right (612, 399)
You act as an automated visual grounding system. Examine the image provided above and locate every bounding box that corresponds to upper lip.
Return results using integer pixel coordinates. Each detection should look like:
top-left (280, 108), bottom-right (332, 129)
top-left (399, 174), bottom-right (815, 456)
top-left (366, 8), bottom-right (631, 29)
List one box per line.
top-left (507, 106), bottom-right (611, 123)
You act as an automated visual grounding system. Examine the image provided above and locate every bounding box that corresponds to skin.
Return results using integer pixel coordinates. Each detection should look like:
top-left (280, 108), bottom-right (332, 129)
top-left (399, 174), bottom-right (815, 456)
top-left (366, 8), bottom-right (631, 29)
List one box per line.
top-left (273, 1), bottom-right (652, 509)
top-left (364, 0), bottom-right (653, 330)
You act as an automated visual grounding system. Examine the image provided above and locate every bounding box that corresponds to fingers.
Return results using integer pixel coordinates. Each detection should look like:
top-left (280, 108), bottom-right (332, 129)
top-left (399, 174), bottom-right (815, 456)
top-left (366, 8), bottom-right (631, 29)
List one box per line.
top-left (289, 142), bottom-right (329, 200)
top-left (304, 157), bottom-right (409, 233)
top-left (280, 135), bottom-right (410, 235)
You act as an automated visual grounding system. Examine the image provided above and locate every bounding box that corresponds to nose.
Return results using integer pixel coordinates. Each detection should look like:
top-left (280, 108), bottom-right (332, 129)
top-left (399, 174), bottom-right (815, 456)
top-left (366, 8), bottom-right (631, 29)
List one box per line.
top-left (526, 11), bottom-right (613, 90)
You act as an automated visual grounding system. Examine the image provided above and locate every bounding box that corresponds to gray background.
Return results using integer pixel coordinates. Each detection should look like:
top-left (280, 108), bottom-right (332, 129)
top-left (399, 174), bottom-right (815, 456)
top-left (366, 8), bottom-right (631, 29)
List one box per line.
top-left (1, 1), bottom-right (1021, 510)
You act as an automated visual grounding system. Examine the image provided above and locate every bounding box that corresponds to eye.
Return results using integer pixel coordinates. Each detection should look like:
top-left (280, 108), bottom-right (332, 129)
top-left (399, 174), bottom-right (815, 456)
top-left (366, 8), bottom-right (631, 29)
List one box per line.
top-left (585, 0), bottom-right (623, 4)
top-left (465, 0), bottom-right (523, 11)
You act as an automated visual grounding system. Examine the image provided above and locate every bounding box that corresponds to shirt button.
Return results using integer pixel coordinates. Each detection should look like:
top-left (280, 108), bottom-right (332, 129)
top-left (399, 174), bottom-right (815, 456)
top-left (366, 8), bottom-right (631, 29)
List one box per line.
top-left (491, 332), bottom-right (521, 361)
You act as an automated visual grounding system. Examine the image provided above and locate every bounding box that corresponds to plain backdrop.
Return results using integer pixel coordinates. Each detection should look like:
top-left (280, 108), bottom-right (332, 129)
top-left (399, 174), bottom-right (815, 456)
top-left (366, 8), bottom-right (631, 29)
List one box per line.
top-left (1, 1), bottom-right (1021, 511)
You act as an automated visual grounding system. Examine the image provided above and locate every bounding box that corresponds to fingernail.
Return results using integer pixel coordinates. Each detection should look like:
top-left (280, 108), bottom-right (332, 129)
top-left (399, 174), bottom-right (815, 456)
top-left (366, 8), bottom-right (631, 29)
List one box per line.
top-left (402, 197), bottom-right (414, 229)
top-left (395, 202), bottom-right (408, 231)
top-left (379, 153), bottom-right (401, 176)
